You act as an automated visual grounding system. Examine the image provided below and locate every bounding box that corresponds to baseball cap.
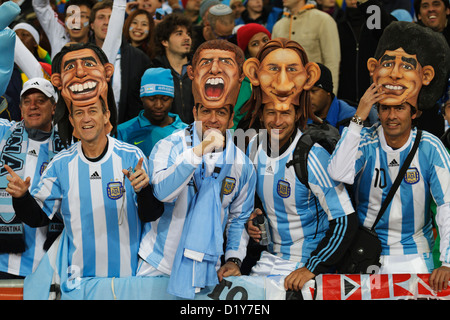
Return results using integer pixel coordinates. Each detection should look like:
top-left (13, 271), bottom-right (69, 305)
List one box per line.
top-left (140, 68), bottom-right (174, 98)
top-left (20, 77), bottom-right (58, 102)
top-left (314, 63), bottom-right (333, 94)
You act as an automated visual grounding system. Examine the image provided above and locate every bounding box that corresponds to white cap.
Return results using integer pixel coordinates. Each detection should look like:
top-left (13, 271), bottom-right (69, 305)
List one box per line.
top-left (20, 78), bottom-right (58, 102)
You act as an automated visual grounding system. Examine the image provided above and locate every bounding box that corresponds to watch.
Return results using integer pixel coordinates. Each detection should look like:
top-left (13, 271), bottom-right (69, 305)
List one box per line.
top-left (227, 257), bottom-right (242, 268)
top-left (351, 115), bottom-right (363, 126)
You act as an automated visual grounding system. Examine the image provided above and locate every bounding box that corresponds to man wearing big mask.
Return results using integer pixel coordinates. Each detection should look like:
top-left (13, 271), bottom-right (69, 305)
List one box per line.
top-left (328, 22), bottom-right (450, 292)
top-left (50, 42), bottom-right (117, 146)
top-left (242, 38), bottom-right (357, 295)
top-left (137, 40), bottom-right (257, 300)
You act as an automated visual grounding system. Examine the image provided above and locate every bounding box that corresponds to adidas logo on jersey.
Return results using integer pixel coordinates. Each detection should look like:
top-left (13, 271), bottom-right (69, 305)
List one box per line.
top-left (28, 149), bottom-right (38, 157)
top-left (389, 159), bottom-right (399, 167)
top-left (90, 171), bottom-right (101, 179)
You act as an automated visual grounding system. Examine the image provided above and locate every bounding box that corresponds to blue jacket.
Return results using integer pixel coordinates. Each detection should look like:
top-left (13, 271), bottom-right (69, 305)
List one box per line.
top-left (116, 111), bottom-right (188, 157)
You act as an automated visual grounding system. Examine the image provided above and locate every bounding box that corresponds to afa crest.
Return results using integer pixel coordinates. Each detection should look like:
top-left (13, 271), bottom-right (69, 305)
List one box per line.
top-left (222, 177), bottom-right (236, 195)
top-left (404, 167), bottom-right (420, 185)
top-left (277, 179), bottom-right (291, 198)
top-left (107, 181), bottom-right (124, 200)
top-left (40, 162), bottom-right (48, 175)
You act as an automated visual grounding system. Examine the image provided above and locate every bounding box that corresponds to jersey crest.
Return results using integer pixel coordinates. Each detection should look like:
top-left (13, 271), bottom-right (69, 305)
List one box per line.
top-left (277, 179), bottom-right (291, 198)
top-left (404, 167), bottom-right (420, 185)
top-left (107, 181), bottom-right (124, 200)
top-left (222, 177), bottom-right (236, 195)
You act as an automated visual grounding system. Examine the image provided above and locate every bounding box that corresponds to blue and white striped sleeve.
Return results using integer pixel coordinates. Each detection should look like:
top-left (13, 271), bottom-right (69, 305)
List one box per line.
top-left (327, 122), bottom-right (365, 184)
top-left (308, 145), bottom-right (355, 220)
top-left (224, 160), bottom-right (257, 262)
top-left (31, 154), bottom-right (63, 220)
top-left (149, 134), bottom-right (201, 202)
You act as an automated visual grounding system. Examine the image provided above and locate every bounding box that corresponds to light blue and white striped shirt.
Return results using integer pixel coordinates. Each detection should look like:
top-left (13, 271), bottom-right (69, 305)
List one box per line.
top-left (328, 122), bottom-right (450, 265)
top-left (31, 136), bottom-right (147, 278)
top-left (247, 129), bottom-right (354, 264)
top-left (0, 119), bottom-right (62, 277)
top-left (139, 126), bottom-right (256, 275)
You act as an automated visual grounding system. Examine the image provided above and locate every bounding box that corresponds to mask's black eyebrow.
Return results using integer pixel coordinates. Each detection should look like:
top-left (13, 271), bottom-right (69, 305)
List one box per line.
top-left (63, 56), bottom-right (98, 69)
top-left (379, 54), bottom-right (417, 68)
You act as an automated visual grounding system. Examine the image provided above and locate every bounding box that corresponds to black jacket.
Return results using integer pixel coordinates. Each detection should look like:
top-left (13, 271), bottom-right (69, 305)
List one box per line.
top-left (337, 1), bottom-right (397, 104)
top-left (150, 55), bottom-right (195, 124)
top-left (117, 39), bottom-right (152, 124)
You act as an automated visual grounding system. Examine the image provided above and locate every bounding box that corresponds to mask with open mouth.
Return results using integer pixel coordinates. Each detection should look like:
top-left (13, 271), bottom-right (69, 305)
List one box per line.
top-left (188, 40), bottom-right (245, 110)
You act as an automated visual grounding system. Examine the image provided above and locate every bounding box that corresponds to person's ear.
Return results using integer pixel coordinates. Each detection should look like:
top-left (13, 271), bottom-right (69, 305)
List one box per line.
top-left (367, 57), bottom-right (379, 77)
top-left (187, 65), bottom-right (194, 81)
top-left (302, 62), bottom-right (321, 90)
top-left (51, 73), bottom-right (62, 91)
top-left (192, 104), bottom-right (197, 121)
top-left (421, 65), bottom-right (435, 86)
top-left (104, 63), bottom-right (115, 82)
top-left (243, 58), bottom-right (260, 86)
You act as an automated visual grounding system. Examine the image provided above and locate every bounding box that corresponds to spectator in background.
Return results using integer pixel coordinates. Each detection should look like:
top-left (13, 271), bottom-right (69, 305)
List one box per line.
top-left (414, 0), bottom-right (450, 45)
top-left (126, 0), bottom-right (163, 17)
top-left (316, 0), bottom-right (344, 21)
top-left (32, 0), bottom-right (96, 60)
top-left (123, 9), bottom-right (155, 58)
top-left (234, 0), bottom-right (282, 33)
top-left (230, 0), bottom-right (245, 19)
top-left (90, 0), bottom-right (151, 124)
top-left (233, 23), bottom-right (271, 130)
top-left (336, 0), bottom-right (397, 105)
top-left (116, 67), bottom-right (188, 157)
top-left (192, 4), bottom-right (236, 52)
top-left (182, 0), bottom-right (202, 24)
top-left (12, 22), bottom-right (52, 69)
top-left (150, 13), bottom-right (195, 124)
top-left (191, 0), bottom-right (220, 50)
top-left (272, 0), bottom-right (341, 96)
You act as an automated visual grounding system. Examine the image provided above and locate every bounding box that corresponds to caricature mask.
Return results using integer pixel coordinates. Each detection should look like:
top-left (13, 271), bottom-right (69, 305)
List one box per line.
top-left (51, 43), bottom-right (115, 138)
top-left (241, 38), bottom-right (320, 129)
top-left (188, 39), bottom-right (245, 110)
top-left (244, 38), bottom-right (320, 111)
top-left (368, 21), bottom-right (450, 110)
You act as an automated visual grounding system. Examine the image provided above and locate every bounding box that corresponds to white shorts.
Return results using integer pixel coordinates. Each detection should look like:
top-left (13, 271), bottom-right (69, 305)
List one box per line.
top-left (250, 251), bottom-right (304, 277)
top-left (379, 253), bottom-right (434, 274)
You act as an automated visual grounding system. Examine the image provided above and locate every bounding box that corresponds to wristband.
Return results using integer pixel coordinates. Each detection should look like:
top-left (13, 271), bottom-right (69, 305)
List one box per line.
top-left (227, 257), bottom-right (242, 268)
top-left (351, 115), bottom-right (364, 126)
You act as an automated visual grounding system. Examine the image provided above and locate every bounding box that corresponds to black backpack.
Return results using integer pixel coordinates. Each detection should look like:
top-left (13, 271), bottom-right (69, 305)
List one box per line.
top-left (287, 121), bottom-right (341, 189)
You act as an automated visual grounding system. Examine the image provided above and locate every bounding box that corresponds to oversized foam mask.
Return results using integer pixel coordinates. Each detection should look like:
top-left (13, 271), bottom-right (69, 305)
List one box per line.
top-left (367, 48), bottom-right (435, 108)
top-left (243, 46), bottom-right (320, 111)
top-left (187, 48), bottom-right (244, 110)
top-left (51, 48), bottom-right (114, 136)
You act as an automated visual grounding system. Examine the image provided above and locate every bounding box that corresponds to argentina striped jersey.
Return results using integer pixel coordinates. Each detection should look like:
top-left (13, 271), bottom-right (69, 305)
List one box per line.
top-left (138, 128), bottom-right (256, 275)
top-left (247, 129), bottom-right (354, 264)
top-left (30, 136), bottom-right (147, 278)
top-left (328, 122), bottom-right (450, 264)
top-left (0, 119), bottom-right (62, 277)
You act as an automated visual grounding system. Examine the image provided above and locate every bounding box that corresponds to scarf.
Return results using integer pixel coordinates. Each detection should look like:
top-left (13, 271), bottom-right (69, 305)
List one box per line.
top-left (167, 122), bottom-right (234, 299)
top-left (0, 121), bottom-right (63, 253)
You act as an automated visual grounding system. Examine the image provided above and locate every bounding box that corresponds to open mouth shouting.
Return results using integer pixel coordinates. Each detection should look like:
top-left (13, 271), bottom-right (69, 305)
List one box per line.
top-left (205, 77), bottom-right (224, 99)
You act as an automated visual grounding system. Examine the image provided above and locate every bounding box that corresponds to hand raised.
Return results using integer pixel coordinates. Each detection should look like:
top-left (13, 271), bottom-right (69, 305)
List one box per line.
top-left (122, 157), bottom-right (149, 193)
top-left (355, 83), bottom-right (385, 121)
top-left (4, 164), bottom-right (30, 198)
